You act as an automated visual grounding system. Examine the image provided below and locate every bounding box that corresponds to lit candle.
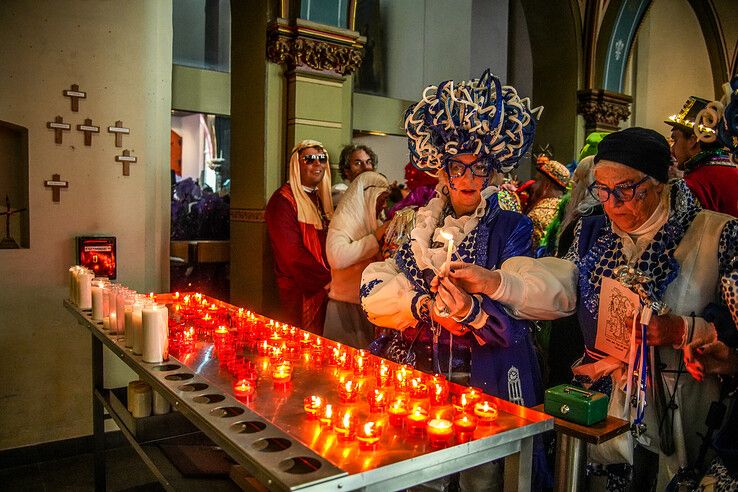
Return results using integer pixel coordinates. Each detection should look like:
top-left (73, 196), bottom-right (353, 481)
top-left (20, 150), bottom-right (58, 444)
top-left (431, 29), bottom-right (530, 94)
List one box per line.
top-left (354, 350), bottom-right (369, 375)
top-left (406, 406), bottom-right (429, 435)
top-left (357, 421), bottom-right (382, 450)
top-left (233, 379), bottom-right (255, 401)
top-left (410, 377), bottom-right (428, 398)
top-left (473, 400), bottom-right (498, 423)
top-left (368, 389), bottom-right (388, 413)
top-left (394, 365), bottom-right (412, 393)
top-left (388, 399), bottom-right (409, 427)
top-left (429, 380), bottom-right (449, 406)
top-left (303, 395), bottom-right (324, 418)
top-left (453, 413), bottom-right (478, 442)
top-left (376, 360), bottom-right (392, 387)
top-left (463, 387), bottom-right (483, 404)
top-left (339, 379), bottom-right (358, 403)
top-left (299, 331), bottom-right (312, 347)
top-left (333, 410), bottom-right (357, 441)
top-left (427, 418), bottom-right (454, 447)
top-left (453, 393), bottom-right (472, 414)
top-left (319, 403), bottom-right (335, 427)
top-left (257, 340), bottom-right (270, 356)
top-left (271, 361), bottom-right (293, 387)
top-left (439, 230), bottom-right (455, 274)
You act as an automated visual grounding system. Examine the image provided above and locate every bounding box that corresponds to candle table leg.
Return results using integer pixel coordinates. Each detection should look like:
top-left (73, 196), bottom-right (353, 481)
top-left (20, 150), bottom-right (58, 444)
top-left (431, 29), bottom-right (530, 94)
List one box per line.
top-left (502, 436), bottom-right (532, 492)
top-left (554, 433), bottom-right (586, 492)
top-left (91, 335), bottom-right (106, 491)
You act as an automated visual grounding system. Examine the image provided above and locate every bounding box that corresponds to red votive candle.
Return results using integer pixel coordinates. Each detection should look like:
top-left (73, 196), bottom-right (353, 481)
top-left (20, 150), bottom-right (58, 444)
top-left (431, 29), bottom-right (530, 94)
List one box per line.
top-left (303, 395), bottom-right (324, 418)
top-left (271, 361), bottom-right (292, 387)
top-left (453, 413), bottom-right (478, 442)
top-left (233, 379), bottom-right (255, 401)
top-left (333, 410), bottom-right (357, 441)
top-left (473, 400), bottom-right (498, 423)
top-left (427, 418), bottom-right (454, 447)
top-left (405, 406), bottom-right (429, 435)
top-left (319, 403), bottom-right (334, 427)
top-left (388, 399), bottom-right (409, 427)
top-left (357, 421), bottom-right (383, 450)
top-left (453, 393), bottom-right (472, 414)
top-left (353, 350), bottom-right (370, 375)
top-left (376, 360), bottom-right (392, 387)
top-left (410, 377), bottom-right (428, 398)
top-left (257, 339), bottom-right (270, 356)
top-left (429, 380), bottom-right (450, 406)
top-left (368, 389), bottom-right (388, 413)
top-left (338, 379), bottom-right (359, 403)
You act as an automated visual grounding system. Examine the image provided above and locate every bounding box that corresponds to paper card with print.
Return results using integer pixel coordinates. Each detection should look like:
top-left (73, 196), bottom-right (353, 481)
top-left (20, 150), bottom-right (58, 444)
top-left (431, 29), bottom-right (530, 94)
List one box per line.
top-left (596, 276), bottom-right (640, 363)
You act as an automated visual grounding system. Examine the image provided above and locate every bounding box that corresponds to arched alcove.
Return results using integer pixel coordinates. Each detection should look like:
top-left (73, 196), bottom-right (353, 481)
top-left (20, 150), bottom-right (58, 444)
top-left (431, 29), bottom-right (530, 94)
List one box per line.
top-left (0, 120), bottom-right (29, 249)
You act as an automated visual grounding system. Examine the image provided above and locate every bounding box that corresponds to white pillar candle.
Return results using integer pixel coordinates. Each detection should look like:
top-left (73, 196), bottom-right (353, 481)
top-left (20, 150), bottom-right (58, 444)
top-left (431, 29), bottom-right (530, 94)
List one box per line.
top-left (152, 391), bottom-right (170, 415)
top-left (157, 304), bottom-right (169, 360)
top-left (124, 302), bottom-right (135, 348)
top-left (68, 266), bottom-right (77, 302)
top-left (78, 271), bottom-right (93, 310)
top-left (102, 316), bottom-right (110, 331)
top-left (108, 311), bottom-right (117, 334)
top-left (115, 288), bottom-right (129, 333)
top-left (91, 283), bottom-right (104, 321)
top-left (142, 305), bottom-right (164, 363)
top-left (128, 381), bottom-right (152, 418)
top-left (132, 302), bottom-right (144, 355)
top-left (102, 286), bottom-right (110, 317)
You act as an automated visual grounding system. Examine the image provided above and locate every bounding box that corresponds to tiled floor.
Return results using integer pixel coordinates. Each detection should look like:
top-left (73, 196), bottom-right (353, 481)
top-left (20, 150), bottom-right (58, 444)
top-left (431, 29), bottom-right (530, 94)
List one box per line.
top-left (0, 446), bottom-right (163, 492)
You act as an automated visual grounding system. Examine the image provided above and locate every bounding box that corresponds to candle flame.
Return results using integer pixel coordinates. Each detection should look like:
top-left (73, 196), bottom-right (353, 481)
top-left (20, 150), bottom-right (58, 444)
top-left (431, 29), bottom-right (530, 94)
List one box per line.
top-left (439, 230), bottom-right (453, 241)
top-left (363, 421), bottom-right (375, 435)
top-left (342, 411), bottom-right (352, 427)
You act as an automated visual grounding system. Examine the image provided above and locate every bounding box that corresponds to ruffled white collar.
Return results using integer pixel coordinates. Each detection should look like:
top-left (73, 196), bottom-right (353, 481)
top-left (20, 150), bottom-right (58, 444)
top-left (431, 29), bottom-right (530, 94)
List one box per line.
top-left (410, 185), bottom-right (497, 273)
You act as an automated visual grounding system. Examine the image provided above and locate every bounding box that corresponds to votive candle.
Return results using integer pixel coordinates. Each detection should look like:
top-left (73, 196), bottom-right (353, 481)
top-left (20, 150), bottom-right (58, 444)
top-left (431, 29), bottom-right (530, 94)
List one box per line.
top-left (473, 400), bottom-right (498, 423)
top-left (427, 418), bottom-right (454, 447)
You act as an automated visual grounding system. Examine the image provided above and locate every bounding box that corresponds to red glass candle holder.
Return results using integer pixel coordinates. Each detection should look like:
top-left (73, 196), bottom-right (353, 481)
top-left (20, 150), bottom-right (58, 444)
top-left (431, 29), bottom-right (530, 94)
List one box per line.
top-left (427, 418), bottom-right (454, 447)
top-left (453, 413), bottom-right (478, 442)
top-left (319, 403), bottom-right (334, 427)
top-left (257, 340), bottom-right (270, 356)
top-left (394, 365), bottom-right (413, 393)
top-left (429, 380), bottom-right (450, 406)
top-left (367, 389), bottom-right (388, 413)
top-left (357, 421), bottom-right (383, 450)
top-left (405, 406), bottom-right (429, 435)
top-left (271, 361), bottom-right (293, 387)
top-left (388, 399), bottom-right (409, 427)
top-left (376, 360), bottom-right (392, 387)
top-left (409, 377), bottom-right (428, 398)
top-left (338, 379), bottom-right (359, 403)
top-left (462, 387), bottom-right (483, 405)
top-left (353, 350), bottom-right (370, 375)
top-left (453, 393), bottom-right (473, 414)
top-left (333, 410), bottom-right (357, 441)
top-left (299, 331), bottom-right (312, 348)
top-left (303, 395), bottom-right (324, 418)
top-left (473, 400), bottom-right (498, 423)
top-left (233, 379), bottom-right (255, 402)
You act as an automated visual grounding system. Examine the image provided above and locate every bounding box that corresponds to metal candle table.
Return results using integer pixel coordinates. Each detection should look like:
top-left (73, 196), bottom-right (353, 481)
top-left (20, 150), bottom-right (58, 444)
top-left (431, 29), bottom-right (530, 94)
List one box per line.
top-left (65, 293), bottom-right (552, 491)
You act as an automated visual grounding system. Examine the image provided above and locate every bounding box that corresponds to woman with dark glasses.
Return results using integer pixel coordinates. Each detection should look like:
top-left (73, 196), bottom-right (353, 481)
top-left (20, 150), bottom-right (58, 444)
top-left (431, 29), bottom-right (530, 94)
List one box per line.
top-left (265, 140), bottom-right (334, 334)
top-left (360, 70), bottom-right (552, 489)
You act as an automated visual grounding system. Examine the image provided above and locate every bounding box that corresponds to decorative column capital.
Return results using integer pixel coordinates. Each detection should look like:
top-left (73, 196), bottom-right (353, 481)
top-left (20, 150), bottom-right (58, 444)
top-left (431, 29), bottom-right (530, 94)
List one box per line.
top-left (577, 89), bottom-right (633, 134)
top-left (266, 18), bottom-right (365, 76)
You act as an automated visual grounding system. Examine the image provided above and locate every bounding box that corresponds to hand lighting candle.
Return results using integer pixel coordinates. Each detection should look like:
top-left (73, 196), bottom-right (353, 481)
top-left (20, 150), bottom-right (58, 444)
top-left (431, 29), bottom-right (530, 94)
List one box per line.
top-left (427, 418), bottom-right (454, 447)
top-left (473, 400), bottom-right (498, 423)
top-left (357, 421), bottom-right (383, 450)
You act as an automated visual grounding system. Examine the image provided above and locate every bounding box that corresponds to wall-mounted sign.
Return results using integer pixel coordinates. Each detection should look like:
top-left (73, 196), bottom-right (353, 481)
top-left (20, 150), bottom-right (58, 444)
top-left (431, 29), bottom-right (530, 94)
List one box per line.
top-left (77, 236), bottom-right (117, 279)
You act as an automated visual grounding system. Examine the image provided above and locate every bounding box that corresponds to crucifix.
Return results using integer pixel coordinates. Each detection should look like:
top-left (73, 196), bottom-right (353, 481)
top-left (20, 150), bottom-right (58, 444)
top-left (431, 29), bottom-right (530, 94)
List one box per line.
top-left (47, 115), bottom-right (71, 144)
top-left (63, 84), bottom-right (86, 112)
top-left (44, 174), bottom-right (69, 203)
top-left (0, 195), bottom-right (27, 249)
top-left (77, 118), bottom-right (100, 146)
top-left (115, 149), bottom-right (138, 176)
top-left (107, 120), bottom-right (130, 147)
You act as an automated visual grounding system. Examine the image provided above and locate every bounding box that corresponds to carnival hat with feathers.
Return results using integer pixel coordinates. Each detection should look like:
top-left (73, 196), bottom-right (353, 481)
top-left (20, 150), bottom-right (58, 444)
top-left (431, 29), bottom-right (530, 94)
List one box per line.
top-left (405, 69), bottom-right (542, 175)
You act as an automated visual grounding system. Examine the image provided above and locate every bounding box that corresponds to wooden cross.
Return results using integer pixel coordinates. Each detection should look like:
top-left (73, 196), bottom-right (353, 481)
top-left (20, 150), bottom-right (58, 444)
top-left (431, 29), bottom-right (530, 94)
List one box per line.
top-left (115, 149), bottom-right (138, 176)
top-left (107, 120), bottom-right (130, 147)
top-left (47, 115), bottom-right (71, 144)
top-left (63, 84), bottom-right (86, 112)
top-left (44, 174), bottom-right (69, 203)
top-left (77, 118), bottom-right (100, 146)
top-left (0, 194), bottom-right (26, 249)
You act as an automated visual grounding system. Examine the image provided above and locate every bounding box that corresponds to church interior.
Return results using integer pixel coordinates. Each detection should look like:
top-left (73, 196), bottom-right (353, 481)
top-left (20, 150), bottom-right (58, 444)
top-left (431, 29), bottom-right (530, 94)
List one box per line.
top-left (1, 0), bottom-right (737, 490)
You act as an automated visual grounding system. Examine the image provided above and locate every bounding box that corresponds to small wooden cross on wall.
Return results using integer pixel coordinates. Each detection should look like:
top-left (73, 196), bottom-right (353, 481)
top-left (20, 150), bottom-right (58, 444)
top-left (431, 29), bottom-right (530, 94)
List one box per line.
top-left (77, 118), bottom-right (100, 146)
top-left (63, 84), bottom-right (86, 112)
top-left (115, 149), bottom-right (138, 176)
top-left (44, 174), bottom-right (69, 203)
top-left (107, 120), bottom-right (130, 147)
top-left (47, 116), bottom-right (71, 144)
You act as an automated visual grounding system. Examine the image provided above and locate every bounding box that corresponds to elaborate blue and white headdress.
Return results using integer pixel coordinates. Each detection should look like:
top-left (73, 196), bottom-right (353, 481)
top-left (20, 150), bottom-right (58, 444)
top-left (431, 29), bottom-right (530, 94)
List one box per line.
top-left (405, 69), bottom-right (542, 175)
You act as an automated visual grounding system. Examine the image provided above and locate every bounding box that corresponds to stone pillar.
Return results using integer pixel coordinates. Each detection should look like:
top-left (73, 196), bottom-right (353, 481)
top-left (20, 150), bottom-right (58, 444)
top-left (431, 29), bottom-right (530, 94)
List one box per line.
top-left (577, 89), bottom-right (633, 134)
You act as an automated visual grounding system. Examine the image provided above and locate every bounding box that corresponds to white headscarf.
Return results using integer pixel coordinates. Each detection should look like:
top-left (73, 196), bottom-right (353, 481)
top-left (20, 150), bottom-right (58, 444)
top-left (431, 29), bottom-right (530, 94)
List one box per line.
top-left (330, 171), bottom-right (389, 241)
top-left (288, 140), bottom-right (334, 229)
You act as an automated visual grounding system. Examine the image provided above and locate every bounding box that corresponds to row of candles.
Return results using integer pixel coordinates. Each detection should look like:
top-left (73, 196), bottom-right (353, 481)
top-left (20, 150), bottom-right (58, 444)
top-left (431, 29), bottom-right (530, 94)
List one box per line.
top-left (69, 266), bottom-right (169, 364)
top-left (150, 292), bottom-right (501, 449)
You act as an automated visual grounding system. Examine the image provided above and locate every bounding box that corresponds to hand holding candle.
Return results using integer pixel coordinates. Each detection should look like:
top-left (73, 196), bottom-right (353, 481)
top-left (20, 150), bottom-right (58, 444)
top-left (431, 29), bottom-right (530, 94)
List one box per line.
top-left (439, 230), bottom-right (455, 276)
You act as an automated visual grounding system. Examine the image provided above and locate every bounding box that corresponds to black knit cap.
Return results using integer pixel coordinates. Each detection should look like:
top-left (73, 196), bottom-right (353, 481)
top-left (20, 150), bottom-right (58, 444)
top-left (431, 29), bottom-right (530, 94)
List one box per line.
top-left (594, 127), bottom-right (671, 183)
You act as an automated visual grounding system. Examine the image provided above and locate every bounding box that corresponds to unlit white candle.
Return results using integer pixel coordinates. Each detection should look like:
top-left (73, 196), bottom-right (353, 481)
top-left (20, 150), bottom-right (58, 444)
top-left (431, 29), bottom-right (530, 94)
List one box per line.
top-left (142, 305), bottom-right (164, 363)
top-left (91, 283), bottom-right (104, 321)
top-left (132, 302), bottom-right (144, 355)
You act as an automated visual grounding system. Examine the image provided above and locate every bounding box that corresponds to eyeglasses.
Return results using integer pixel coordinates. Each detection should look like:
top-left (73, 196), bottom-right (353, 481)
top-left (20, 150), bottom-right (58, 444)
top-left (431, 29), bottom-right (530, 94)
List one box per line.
top-left (445, 157), bottom-right (491, 178)
top-left (588, 176), bottom-right (650, 203)
top-left (302, 153), bottom-right (328, 165)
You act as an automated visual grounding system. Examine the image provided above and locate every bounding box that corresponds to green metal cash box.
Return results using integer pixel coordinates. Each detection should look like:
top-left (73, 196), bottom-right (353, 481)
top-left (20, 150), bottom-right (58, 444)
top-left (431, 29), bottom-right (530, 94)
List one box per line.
top-left (544, 384), bottom-right (609, 426)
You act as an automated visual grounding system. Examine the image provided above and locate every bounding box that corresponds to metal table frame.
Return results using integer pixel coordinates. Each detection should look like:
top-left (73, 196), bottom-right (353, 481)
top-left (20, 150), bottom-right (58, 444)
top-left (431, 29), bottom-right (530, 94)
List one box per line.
top-left (65, 299), bottom-right (552, 491)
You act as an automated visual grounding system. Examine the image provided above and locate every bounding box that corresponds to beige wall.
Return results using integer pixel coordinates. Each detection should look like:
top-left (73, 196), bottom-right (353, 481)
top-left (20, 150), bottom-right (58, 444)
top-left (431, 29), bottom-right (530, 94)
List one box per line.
top-left (0, 0), bottom-right (172, 449)
top-left (631, 0), bottom-right (714, 137)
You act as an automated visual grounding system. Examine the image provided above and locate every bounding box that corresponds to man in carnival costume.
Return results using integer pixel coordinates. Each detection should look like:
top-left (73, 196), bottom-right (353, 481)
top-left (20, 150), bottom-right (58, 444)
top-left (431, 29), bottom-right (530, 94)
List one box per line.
top-left (265, 140), bottom-right (334, 334)
top-left (444, 126), bottom-right (738, 489)
top-left (361, 70), bottom-right (555, 489)
top-left (666, 95), bottom-right (738, 216)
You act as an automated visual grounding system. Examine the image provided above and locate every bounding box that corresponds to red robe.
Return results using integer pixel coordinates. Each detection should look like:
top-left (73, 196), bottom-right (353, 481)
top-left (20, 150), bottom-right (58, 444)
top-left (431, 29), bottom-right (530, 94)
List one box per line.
top-left (684, 154), bottom-right (738, 217)
top-left (265, 183), bottom-right (331, 333)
